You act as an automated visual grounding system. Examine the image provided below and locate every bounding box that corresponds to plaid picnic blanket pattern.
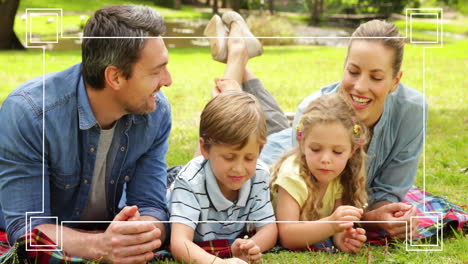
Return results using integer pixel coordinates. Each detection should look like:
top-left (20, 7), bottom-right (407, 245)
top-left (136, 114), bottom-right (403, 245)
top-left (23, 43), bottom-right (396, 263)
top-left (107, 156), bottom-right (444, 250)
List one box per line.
top-left (365, 186), bottom-right (468, 246)
top-left (1, 187), bottom-right (467, 262)
top-left (196, 239), bottom-right (233, 258)
top-left (0, 228), bottom-right (82, 263)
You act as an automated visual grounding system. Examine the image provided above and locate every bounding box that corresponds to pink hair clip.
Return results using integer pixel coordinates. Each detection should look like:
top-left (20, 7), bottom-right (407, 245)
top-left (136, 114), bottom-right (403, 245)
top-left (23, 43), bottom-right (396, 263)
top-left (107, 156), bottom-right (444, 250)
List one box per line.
top-left (297, 130), bottom-right (303, 141)
top-left (295, 124), bottom-right (303, 141)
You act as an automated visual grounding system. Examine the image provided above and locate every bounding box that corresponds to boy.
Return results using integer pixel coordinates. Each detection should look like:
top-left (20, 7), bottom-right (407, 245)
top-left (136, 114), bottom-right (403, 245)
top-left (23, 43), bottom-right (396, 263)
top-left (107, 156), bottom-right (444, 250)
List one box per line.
top-left (168, 91), bottom-right (277, 264)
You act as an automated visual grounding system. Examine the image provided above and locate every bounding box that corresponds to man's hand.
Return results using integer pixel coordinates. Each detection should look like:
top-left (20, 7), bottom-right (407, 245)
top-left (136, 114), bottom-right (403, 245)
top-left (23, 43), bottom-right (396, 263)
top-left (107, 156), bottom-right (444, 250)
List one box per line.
top-left (231, 238), bottom-right (262, 263)
top-left (333, 227), bottom-right (366, 253)
top-left (366, 202), bottom-right (418, 239)
top-left (329, 205), bottom-right (364, 232)
top-left (97, 206), bottom-right (161, 264)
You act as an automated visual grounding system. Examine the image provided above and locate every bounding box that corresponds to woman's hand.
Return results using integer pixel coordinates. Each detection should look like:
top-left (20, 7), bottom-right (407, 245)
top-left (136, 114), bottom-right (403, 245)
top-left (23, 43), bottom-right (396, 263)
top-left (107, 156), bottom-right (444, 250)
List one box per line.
top-left (365, 202), bottom-right (418, 239)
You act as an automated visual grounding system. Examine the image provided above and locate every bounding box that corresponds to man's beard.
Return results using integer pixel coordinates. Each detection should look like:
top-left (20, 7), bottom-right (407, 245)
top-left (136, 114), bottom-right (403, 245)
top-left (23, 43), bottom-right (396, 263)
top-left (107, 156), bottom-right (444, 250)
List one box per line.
top-left (123, 100), bottom-right (156, 115)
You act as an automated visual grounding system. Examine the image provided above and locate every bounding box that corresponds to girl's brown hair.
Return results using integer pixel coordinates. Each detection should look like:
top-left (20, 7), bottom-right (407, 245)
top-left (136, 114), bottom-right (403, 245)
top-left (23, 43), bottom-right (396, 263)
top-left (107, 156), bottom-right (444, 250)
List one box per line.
top-left (270, 94), bottom-right (368, 221)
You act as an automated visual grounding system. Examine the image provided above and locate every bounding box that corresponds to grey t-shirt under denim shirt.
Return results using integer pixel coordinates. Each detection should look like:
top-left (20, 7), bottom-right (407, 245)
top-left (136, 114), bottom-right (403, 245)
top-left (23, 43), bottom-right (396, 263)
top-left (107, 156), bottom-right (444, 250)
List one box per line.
top-left (260, 82), bottom-right (427, 205)
top-left (81, 125), bottom-right (116, 222)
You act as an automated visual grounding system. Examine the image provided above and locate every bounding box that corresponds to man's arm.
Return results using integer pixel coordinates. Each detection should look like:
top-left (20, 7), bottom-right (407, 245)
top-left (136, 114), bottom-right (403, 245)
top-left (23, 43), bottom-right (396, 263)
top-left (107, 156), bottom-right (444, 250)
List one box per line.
top-left (37, 206), bottom-right (160, 263)
top-left (0, 96), bottom-right (53, 245)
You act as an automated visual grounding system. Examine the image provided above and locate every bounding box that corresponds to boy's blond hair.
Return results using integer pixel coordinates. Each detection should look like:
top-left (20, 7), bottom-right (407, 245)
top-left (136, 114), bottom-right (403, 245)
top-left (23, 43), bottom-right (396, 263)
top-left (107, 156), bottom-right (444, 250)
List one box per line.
top-left (200, 91), bottom-right (267, 150)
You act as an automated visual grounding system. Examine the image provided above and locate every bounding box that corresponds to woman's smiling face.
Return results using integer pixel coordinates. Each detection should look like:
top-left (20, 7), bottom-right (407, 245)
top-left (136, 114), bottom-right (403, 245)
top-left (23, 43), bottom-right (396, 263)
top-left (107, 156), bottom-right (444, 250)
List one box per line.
top-left (342, 40), bottom-right (402, 127)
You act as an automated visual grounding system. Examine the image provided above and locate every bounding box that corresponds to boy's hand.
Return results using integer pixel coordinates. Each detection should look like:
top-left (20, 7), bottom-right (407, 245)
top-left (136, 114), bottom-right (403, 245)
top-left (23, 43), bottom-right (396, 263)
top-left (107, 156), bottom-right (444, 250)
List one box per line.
top-left (330, 205), bottom-right (363, 232)
top-left (231, 238), bottom-right (262, 263)
top-left (333, 227), bottom-right (366, 253)
top-left (224, 257), bottom-right (248, 264)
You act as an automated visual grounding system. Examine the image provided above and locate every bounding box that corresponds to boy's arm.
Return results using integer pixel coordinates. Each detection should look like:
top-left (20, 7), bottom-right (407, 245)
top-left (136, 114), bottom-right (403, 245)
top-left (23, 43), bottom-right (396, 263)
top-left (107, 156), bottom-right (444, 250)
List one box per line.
top-left (251, 223), bottom-right (277, 252)
top-left (171, 223), bottom-right (226, 264)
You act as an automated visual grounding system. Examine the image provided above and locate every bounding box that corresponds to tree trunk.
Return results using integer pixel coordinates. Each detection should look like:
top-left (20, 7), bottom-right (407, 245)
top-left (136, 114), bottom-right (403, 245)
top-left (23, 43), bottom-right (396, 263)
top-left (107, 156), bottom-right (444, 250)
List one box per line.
top-left (232, 0), bottom-right (240, 12)
top-left (311, 0), bottom-right (320, 25)
top-left (0, 0), bottom-right (25, 50)
top-left (221, 0), bottom-right (227, 8)
top-left (174, 0), bottom-right (181, 9)
top-left (212, 0), bottom-right (218, 14)
top-left (205, 0), bottom-right (211, 6)
top-left (269, 0), bottom-right (274, 14)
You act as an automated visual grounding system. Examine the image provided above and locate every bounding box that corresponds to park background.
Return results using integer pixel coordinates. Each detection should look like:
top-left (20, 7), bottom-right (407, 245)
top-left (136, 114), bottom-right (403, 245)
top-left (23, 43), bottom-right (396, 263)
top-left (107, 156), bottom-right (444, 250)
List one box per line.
top-left (0, 0), bottom-right (466, 263)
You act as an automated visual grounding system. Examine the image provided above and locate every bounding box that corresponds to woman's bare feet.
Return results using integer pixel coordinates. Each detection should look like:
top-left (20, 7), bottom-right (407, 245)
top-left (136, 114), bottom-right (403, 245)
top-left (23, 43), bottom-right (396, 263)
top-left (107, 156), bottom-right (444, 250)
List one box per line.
top-left (203, 15), bottom-right (229, 62)
top-left (212, 78), bottom-right (242, 97)
top-left (222, 11), bottom-right (263, 58)
top-left (223, 22), bottom-right (249, 83)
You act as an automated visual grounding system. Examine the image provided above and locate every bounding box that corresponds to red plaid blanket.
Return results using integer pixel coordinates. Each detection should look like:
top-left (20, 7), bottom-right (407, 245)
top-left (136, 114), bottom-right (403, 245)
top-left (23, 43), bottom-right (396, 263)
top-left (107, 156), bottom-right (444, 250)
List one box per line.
top-left (1, 187), bottom-right (467, 262)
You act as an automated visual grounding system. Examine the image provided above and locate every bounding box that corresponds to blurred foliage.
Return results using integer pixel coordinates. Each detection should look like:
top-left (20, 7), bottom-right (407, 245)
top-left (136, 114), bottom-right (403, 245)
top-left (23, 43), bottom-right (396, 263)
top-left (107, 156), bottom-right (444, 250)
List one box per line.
top-left (247, 13), bottom-right (296, 45)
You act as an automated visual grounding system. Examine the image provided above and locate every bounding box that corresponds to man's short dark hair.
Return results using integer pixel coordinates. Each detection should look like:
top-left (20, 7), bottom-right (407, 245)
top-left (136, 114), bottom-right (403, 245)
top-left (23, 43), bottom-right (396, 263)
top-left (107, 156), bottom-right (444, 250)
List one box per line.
top-left (82, 5), bottom-right (166, 89)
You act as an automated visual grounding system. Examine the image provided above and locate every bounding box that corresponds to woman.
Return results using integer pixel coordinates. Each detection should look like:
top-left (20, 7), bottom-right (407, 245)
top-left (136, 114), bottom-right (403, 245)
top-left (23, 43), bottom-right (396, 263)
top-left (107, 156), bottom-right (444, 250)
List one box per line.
top-left (205, 16), bottom-right (426, 239)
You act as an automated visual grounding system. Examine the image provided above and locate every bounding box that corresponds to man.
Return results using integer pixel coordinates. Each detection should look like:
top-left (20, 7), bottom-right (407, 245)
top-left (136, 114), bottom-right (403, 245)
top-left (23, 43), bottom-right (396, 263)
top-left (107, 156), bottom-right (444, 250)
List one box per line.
top-left (0, 5), bottom-right (172, 263)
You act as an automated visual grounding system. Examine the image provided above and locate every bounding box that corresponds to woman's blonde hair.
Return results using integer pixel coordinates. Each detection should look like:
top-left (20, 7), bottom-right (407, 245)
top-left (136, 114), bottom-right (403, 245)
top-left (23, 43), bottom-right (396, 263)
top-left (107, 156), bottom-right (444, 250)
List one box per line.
top-left (200, 91), bottom-right (267, 150)
top-left (347, 19), bottom-right (405, 77)
top-left (270, 94), bottom-right (368, 221)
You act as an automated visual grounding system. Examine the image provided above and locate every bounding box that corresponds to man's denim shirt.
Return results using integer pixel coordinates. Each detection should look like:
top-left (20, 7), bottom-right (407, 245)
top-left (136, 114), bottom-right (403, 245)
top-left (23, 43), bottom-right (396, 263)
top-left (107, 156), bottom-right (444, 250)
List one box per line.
top-left (260, 82), bottom-right (427, 206)
top-left (0, 63), bottom-right (171, 245)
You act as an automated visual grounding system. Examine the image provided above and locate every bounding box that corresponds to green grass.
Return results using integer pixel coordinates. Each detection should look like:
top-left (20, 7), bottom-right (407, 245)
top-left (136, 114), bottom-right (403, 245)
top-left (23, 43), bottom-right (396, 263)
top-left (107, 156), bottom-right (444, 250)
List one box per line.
top-left (14, 14), bottom-right (90, 41)
top-left (146, 229), bottom-right (467, 263)
top-left (394, 19), bottom-right (468, 35)
top-left (14, 1), bottom-right (211, 43)
top-left (0, 40), bottom-right (467, 263)
top-left (18, 0), bottom-right (211, 20)
top-left (392, 19), bottom-right (468, 43)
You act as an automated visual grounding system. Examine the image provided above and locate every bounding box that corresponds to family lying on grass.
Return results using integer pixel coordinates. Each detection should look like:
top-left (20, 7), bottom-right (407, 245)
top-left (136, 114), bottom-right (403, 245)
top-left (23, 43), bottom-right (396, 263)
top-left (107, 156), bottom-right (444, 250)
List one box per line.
top-left (0, 4), bottom-right (432, 264)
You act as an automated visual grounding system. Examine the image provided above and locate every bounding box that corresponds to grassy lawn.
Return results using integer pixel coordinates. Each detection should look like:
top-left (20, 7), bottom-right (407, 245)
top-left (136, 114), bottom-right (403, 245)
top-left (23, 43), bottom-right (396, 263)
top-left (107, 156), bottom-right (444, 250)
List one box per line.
top-left (393, 19), bottom-right (468, 35)
top-left (0, 38), bottom-right (467, 262)
top-left (18, 0), bottom-right (211, 19)
top-left (392, 19), bottom-right (468, 43)
top-left (14, 0), bottom-right (212, 43)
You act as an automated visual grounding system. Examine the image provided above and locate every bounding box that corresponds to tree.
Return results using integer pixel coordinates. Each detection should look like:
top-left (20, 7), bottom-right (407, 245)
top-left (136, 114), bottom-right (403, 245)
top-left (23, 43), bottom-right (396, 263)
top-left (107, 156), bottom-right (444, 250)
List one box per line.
top-left (268, 0), bottom-right (274, 14)
top-left (305, 0), bottom-right (326, 25)
top-left (231, 0), bottom-right (240, 12)
top-left (0, 0), bottom-right (25, 50)
top-left (212, 0), bottom-right (218, 14)
top-left (174, 0), bottom-right (181, 9)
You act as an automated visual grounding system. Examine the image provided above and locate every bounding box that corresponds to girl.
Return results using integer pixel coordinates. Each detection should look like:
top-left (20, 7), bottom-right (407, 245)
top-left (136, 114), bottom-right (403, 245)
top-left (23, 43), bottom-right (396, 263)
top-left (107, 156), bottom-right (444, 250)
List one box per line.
top-left (270, 93), bottom-right (369, 253)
